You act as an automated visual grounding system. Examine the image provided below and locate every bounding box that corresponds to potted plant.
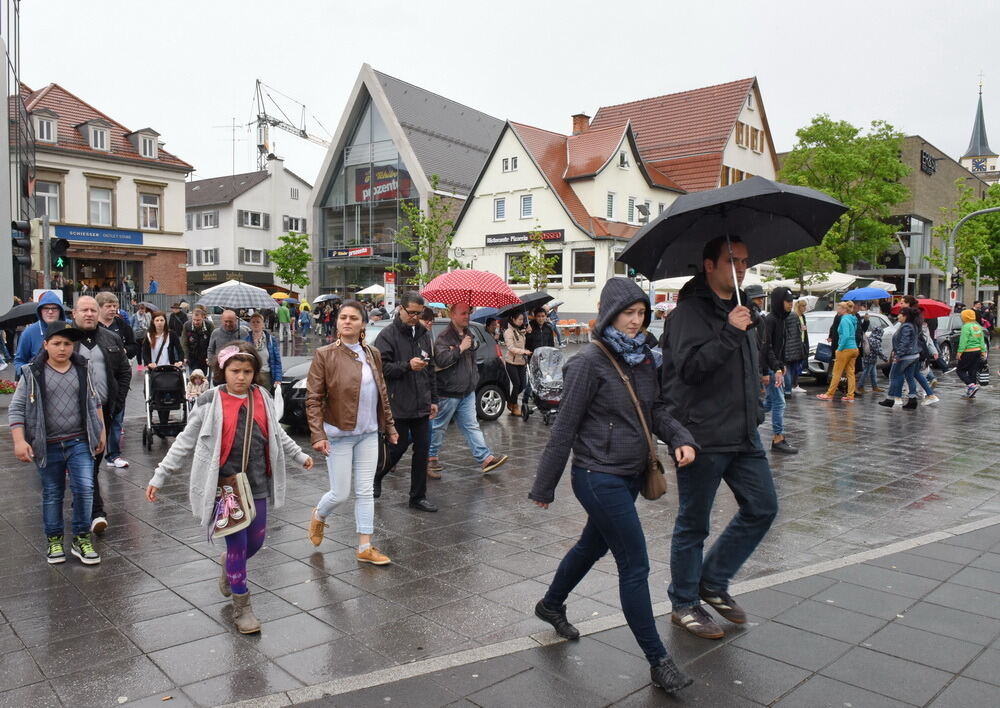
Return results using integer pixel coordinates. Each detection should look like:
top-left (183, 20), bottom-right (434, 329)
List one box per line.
top-left (0, 379), bottom-right (15, 409)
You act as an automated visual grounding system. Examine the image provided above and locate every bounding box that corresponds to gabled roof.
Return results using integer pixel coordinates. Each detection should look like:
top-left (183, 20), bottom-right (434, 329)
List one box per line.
top-left (186, 171), bottom-right (269, 208)
top-left (963, 91), bottom-right (997, 158)
top-left (19, 82), bottom-right (193, 171)
top-left (565, 123), bottom-right (629, 178)
top-left (372, 69), bottom-right (503, 194)
top-left (590, 77), bottom-right (775, 191)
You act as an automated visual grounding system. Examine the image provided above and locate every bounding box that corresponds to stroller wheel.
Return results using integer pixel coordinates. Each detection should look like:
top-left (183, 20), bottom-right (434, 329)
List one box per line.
top-left (521, 403), bottom-right (530, 421)
top-left (543, 413), bottom-right (552, 426)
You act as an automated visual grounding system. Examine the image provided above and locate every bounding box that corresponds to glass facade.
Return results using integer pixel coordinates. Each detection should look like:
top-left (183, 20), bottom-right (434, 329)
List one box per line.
top-left (319, 98), bottom-right (416, 294)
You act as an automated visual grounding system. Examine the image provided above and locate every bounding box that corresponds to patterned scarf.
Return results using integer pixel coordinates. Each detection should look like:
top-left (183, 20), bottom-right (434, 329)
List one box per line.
top-left (601, 326), bottom-right (660, 367)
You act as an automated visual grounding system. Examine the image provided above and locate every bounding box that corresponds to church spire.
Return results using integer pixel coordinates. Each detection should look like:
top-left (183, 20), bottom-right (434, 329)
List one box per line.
top-left (963, 83), bottom-right (997, 158)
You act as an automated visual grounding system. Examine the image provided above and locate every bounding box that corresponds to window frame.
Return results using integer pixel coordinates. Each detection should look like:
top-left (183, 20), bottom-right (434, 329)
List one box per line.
top-left (243, 248), bottom-right (265, 265)
top-left (139, 193), bottom-right (160, 230)
top-left (571, 248), bottom-right (596, 285)
top-left (90, 127), bottom-right (109, 151)
top-left (185, 212), bottom-right (194, 231)
top-left (36, 118), bottom-right (55, 143)
top-left (200, 211), bottom-right (219, 229)
top-left (520, 193), bottom-right (533, 219)
top-left (734, 122), bottom-right (747, 148)
top-left (606, 192), bottom-right (615, 220)
top-left (88, 186), bottom-right (113, 226)
top-left (493, 197), bottom-right (506, 221)
top-left (35, 180), bottom-right (60, 219)
top-left (618, 150), bottom-right (629, 169)
top-left (627, 196), bottom-right (636, 224)
top-left (140, 135), bottom-right (157, 158)
top-left (290, 187), bottom-right (300, 200)
top-left (198, 248), bottom-right (219, 266)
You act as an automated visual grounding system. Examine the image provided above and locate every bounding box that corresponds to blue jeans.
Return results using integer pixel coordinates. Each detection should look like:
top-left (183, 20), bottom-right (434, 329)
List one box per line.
top-left (428, 393), bottom-right (492, 463)
top-left (316, 432), bottom-right (378, 534)
top-left (669, 440), bottom-right (778, 609)
top-left (38, 439), bottom-right (94, 537)
top-left (106, 408), bottom-right (125, 462)
top-left (544, 468), bottom-right (666, 664)
top-left (782, 360), bottom-right (802, 393)
top-left (887, 358), bottom-right (919, 398)
top-left (760, 373), bottom-right (784, 436)
top-left (860, 360), bottom-right (880, 389)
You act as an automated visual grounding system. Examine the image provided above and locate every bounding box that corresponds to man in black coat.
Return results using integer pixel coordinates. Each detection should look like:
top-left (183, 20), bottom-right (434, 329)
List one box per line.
top-left (71, 296), bottom-right (132, 534)
top-left (374, 292), bottom-right (439, 511)
top-left (761, 287), bottom-right (797, 454)
top-left (659, 235), bottom-right (778, 641)
top-left (526, 307), bottom-right (557, 351)
top-left (168, 303), bottom-right (188, 339)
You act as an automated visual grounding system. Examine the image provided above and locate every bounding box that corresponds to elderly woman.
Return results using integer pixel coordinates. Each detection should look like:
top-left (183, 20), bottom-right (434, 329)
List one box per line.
top-left (244, 312), bottom-right (282, 393)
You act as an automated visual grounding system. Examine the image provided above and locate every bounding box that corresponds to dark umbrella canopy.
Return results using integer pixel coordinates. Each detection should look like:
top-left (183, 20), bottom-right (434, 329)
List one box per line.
top-left (618, 177), bottom-right (848, 280)
top-left (498, 290), bottom-right (554, 317)
top-left (0, 302), bottom-right (44, 328)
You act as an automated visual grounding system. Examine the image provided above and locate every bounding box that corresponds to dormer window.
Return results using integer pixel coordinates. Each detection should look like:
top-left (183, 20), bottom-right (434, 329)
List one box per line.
top-left (618, 151), bottom-right (629, 169)
top-left (140, 135), bottom-right (157, 158)
top-left (36, 118), bottom-right (55, 142)
top-left (91, 127), bottom-right (109, 151)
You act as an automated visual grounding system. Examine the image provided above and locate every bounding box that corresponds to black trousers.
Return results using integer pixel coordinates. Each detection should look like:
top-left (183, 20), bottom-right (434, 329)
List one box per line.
top-left (382, 416), bottom-right (431, 501)
top-left (508, 364), bottom-right (527, 404)
top-left (91, 409), bottom-right (111, 520)
top-left (956, 351), bottom-right (981, 385)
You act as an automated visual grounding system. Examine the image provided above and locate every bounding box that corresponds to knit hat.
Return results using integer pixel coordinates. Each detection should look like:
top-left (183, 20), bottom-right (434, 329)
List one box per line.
top-left (961, 309), bottom-right (977, 323)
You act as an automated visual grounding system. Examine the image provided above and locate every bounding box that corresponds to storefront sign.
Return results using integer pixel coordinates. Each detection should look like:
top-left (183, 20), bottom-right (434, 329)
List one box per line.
top-left (191, 270), bottom-right (273, 285)
top-left (326, 246), bottom-right (373, 258)
top-left (383, 271), bottom-right (396, 310)
top-left (55, 225), bottom-right (143, 245)
top-left (485, 229), bottom-right (564, 246)
top-left (355, 165), bottom-right (412, 201)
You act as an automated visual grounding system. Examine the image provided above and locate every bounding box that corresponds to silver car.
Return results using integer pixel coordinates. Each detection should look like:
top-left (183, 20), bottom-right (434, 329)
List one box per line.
top-left (805, 311), bottom-right (894, 385)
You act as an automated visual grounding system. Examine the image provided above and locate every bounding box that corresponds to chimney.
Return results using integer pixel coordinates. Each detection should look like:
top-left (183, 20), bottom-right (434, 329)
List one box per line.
top-left (571, 113), bottom-right (590, 135)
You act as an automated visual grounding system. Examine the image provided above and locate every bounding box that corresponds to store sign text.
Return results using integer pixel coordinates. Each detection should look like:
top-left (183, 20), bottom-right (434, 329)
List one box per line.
top-left (485, 229), bottom-right (564, 246)
top-left (55, 225), bottom-right (143, 245)
top-left (327, 246), bottom-right (374, 258)
top-left (355, 166), bottom-right (412, 201)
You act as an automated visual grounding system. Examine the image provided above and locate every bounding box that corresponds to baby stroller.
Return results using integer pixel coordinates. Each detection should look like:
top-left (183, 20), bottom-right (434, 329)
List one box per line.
top-left (521, 346), bottom-right (564, 425)
top-left (142, 365), bottom-right (189, 449)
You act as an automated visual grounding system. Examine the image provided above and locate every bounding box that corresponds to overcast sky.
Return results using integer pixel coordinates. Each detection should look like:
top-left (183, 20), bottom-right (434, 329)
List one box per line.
top-left (21, 1), bottom-right (1000, 185)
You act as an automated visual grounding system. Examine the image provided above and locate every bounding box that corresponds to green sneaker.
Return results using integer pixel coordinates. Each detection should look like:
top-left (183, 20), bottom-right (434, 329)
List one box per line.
top-left (46, 535), bottom-right (66, 564)
top-left (71, 533), bottom-right (101, 565)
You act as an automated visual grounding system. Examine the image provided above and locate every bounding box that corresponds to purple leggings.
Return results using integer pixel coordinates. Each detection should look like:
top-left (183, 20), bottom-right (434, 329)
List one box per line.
top-left (224, 498), bottom-right (268, 594)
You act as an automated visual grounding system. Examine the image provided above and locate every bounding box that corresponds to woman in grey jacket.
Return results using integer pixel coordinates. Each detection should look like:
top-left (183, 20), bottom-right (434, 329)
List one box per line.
top-left (528, 278), bottom-right (698, 695)
top-left (145, 341), bottom-right (313, 633)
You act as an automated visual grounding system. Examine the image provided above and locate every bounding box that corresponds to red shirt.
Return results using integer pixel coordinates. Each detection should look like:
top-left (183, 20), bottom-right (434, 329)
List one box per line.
top-left (219, 388), bottom-right (269, 469)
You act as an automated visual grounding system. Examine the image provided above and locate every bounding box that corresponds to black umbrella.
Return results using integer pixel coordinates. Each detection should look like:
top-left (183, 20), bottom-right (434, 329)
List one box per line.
top-left (0, 302), bottom-right (45, 329)
top-left (618, 177), bottom-right (847, 283)
top-left (498, 290), bottom-right (554, 317)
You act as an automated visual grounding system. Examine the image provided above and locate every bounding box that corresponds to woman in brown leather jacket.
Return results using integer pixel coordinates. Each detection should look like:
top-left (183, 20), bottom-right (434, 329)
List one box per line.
top-left (305, 300), bottom-right (398, 565)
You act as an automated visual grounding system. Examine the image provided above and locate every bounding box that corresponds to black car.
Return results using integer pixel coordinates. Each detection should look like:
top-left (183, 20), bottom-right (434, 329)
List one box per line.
top-left (279, 318), bottom-right (507, 431)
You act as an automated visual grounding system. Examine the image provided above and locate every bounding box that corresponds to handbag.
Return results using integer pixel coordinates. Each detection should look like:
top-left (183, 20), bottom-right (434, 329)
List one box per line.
top-left (362, 343), bottom-right (394, 481)
top-left (211, 389), bottom-right (257, 540)
top-left (815, 342), bottom-right (833, 364)
top-left (978, 358), bottom-right (991, 386)
top-left (593, 341), bottom-right (667, 501)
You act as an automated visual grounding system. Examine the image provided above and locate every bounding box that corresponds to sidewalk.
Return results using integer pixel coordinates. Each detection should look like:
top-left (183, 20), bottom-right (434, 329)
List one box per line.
top-left (284, 519), bottom-right (1000, 707)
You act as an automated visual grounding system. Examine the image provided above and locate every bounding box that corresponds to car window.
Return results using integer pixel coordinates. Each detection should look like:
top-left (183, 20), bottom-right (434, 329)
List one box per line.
top-left (805, 313), bottom-right (835, 336)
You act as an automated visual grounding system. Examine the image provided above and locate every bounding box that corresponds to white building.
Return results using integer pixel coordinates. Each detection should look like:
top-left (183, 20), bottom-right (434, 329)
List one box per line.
top-left (21, 82), bottom-right (193, 296)
top-left (452, 78), bottom-right (779, 316)
top-left (184, 157), bottom-right (312, 292)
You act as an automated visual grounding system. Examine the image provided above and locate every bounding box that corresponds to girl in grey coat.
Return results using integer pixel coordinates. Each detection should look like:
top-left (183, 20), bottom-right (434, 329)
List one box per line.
top-left (146, 341), bottom-right (313, 633)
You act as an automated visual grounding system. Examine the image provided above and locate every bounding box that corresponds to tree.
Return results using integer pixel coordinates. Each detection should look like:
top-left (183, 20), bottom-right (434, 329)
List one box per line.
top-left (508, 226), bottom-right (559, 291)
top-left (930, 181), bottom-right (1000, 289)
top-left (267, 231), bottom-right (312, 289)
top-left (779, 115), bottom-right (910, 271)
top-left (394, 174), bottom-right (461, 287)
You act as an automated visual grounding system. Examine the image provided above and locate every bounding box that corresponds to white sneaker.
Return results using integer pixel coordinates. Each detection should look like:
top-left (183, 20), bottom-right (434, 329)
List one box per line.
top-left (921, 395), bottom-right (940, 406)
top-left (791, 386), bottom-right (806, 394)
top-left (105, 457), bottom-right (129, 468)
top-left (0, 361), bottom-right (8, 371)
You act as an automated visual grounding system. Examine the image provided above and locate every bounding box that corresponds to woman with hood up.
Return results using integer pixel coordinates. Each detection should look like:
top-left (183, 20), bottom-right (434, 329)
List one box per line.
top-left (528, 277), bottom-right (698, 695)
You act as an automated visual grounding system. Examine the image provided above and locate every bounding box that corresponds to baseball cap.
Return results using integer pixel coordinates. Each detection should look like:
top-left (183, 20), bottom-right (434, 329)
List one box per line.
top-left (44, 322), bottom-right (85, 342)
top-left (744, 284), bottom-right (765, 299)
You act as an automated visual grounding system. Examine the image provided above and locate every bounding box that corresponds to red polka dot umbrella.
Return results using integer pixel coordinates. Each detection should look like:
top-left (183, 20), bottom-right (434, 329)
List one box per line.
top-left (421, 270), bottom-right (521, 308)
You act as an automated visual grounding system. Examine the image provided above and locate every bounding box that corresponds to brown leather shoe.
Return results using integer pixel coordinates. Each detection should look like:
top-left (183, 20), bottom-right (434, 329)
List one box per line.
top-left (482, 454), bottom-right (509, 473)
top-left (356, 546), bottom-right (391, 565)
top-left (308, 508), bottom-right (328, 547)
top-left (671, 606), bottom-right (724, 639)
top-left (427, 459), bottom-right (443, 479)
top-left (510, 404), bottom-right (522, 417)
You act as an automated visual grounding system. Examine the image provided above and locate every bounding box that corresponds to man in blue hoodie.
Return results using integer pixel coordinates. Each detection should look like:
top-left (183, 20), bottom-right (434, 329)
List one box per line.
top-left (14, 292), bottom-right (67, 377)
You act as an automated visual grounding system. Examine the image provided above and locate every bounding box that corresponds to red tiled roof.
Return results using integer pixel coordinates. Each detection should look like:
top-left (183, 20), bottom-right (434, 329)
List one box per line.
top-left (565, 123), bottom-right (628, 179)
top-left (19, 82), bottom-right (193, 171)
top-left (592, 218), bottom-right (639, 239)
top-left (510, 122), bottom-right (595, 234)
top-left (649, 154), bottom-right (724, 193)
top-left (592, 78), bottom-right (754, 162)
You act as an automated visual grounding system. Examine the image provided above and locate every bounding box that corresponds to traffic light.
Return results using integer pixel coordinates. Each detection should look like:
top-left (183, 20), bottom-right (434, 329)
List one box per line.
top-left (628, 266), bottom-right (638, 278)
top-left (11, 218), bottom-right (40, 269)
top-left (50, 237), bottom-right (69, 270)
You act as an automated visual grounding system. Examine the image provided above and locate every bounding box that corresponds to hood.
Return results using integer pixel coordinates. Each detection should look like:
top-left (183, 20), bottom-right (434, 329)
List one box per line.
top-left (595, 277), bottom-right (652, 336)
top-left (961, 309), bottom-right (977, 323)
top-left (769, 287), bottom-right (793, 319)
top-left (35, 291), bottom-right (67, 323)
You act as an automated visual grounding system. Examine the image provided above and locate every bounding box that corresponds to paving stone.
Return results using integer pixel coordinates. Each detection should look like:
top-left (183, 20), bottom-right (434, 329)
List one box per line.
top-left (0, 681), bottom-right (61, 708)
top-left (148, 632), bottom-right (267, 686)
top-left (865, 550), bottom-right (966, 580)
top-left (426, 653), bottom-right (533, 696)
top-left (863, 622), bottom-right (982, 672)
top-left (732, 587), bottom-right (802, 619)
top-left (121, 608), bottom-right (225, 653)
top-left (684, 644), bottom-right (811, 705)
top-left (373, 575), bottom-right (471, 613)
top-left (923, 582), bottom-right (1000, 619)
top-left (270, 575), bottom-right (364, 610)
top-left (49, 654), bottom-right (173, 706)
top-left (772, 673), bottom-right (912, 708)
top-left (820, 646), bottom-right (952, 705)
top-left (769, 574), bottom-right (837, 598)
top-left (773, 599), bottom-right (887, 643)
top-left (822, 563), bottom-right (942, 599)
top-left (98, 588), bottom-right (196, 625)
top-left (732, 621), bottom-right (851, 671)
top-left (308, 594), bottom-right (413, 634)
top-left (351, 614), bottom-right (467, 664)
top-left (611, 679), bottom-right (765, 706)
top-left (961, 647), bottom-right (1000, 686)
top-left (313, 673), bottom-right (461, 708)
top-left (970, 552), bottom-right (1000, 573)
top-left (466, 666), bottom-right (608, 708)
top-left (27, 627), bottom-right (141, 679)
top-left (10, 604), bottom-right (112, 648)
top-left (182, 661), bottom-right (303, 706)
top-left (239, 611), bottom-right (342, 658)
top-left (0, 649), bottom-right (44, 692)
top-left (896, 600), bottom-right (1000, 645)
top-left (927, 676), bottom-right (1000, 707)
top-left (273, 636), bottom-right (389, 685)
top-left (811, 580), bottom-right (917, 619)
top-left (948, 565), bottom-right (1000, 593)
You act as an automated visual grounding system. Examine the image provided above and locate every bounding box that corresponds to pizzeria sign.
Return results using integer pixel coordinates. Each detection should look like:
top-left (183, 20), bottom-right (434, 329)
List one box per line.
top-left (485, 229), bottom-right (564, 246)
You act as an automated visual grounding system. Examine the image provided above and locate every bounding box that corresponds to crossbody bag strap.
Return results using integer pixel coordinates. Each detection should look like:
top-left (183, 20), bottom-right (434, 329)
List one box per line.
top-left (592, 340), bottom-right (657, 461)
top-left (241, 387), bottom-right (254, 474)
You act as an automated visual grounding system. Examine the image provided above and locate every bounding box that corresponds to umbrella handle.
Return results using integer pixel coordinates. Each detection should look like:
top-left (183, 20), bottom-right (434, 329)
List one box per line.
top-left (727, 236), bottom-right (742, 307)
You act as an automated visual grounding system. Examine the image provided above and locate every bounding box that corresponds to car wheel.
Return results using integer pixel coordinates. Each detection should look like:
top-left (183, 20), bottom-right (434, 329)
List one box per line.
top-left (476, 384), bottom-right (505, 421)
top-left (938, 343), bottom-right (951, 368)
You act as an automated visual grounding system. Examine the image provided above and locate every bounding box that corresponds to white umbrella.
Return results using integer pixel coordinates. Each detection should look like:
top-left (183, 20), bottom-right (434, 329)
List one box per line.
top-left (652, 272), bottom-right (763, 292)
top-left (766, 271), bottom-right (857, 293)
top-left (867, 280), bottom-right (897, 293)
top-left (356, 284), bottom-right (385, 296)
top-left (196, 280), bottom-right (277, 310)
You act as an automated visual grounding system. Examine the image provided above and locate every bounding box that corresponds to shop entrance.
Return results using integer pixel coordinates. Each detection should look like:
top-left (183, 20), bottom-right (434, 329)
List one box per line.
top-left (71, 258), bottom-right (143, 298)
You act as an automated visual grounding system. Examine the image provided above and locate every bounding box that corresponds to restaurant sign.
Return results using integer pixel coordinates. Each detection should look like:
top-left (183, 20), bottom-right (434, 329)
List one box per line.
top-left (485, 229), bottom-right (564, 246)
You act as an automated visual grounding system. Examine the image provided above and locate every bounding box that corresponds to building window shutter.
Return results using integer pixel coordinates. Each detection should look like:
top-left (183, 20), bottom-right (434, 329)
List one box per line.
top-left (282, 215), bottom-right (289, 231)
top-left (238, 247), bottom-right (246, 264)
top-left (263, 251), bottom-right (270, 266)
top-left (212, 210), bottom-right (219, 225)
top-left (237, 209), bottom-right (246, 227)
top-left (302, 218), bottom-right (306, 233)
top-left (263, 213), bottom-right (270, 230)
top-left (195, 250), bottom-right (203, 265)
top-left (213, 248), bottom-right (220, 264)
top-left (187, 249), bottom-right (194, 265)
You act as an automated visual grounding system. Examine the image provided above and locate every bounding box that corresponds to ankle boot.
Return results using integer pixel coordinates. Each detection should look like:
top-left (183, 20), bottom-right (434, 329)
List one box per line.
top-left (231, 591), bottom-right (261, 634)
top-left (218, 552), bottom-right (231, 598)
top-left (903, 397), bottom-right (918, 410)
top-left (511, 403), bottom-right (522, 417)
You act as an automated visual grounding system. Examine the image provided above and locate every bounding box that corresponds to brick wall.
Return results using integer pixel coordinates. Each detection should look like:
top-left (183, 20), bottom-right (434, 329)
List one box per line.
top-left (144, 249), bottom-right (188, 295)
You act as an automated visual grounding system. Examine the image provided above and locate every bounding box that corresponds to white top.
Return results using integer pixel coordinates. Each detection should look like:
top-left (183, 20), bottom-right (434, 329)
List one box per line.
top-left (323, 341), bottom-right (379, 438)
top-left (149, 334), bottom-right (171, 367)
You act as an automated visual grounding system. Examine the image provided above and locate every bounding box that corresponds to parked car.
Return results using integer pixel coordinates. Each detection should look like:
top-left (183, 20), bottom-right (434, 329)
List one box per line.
top-left (931, 313), bottom-right (964, 368)
top-left (279, 318), bottom-right (507, 431)
top-left (804, 311), bottom-right (894, 385)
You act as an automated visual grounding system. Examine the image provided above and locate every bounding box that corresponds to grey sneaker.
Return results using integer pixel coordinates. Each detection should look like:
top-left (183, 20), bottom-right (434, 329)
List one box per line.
top-left (71, 534), bottom-right (101, 565)
top-left (650, 656), bottom-right (693, 694)
top-left (46, 535), bottom-right (66, 564)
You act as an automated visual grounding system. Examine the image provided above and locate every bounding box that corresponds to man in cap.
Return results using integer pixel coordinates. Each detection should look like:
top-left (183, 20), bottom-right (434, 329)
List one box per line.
top-left (168, 303), bottom-right (188, 340)
top-left (659, 235), bottom-right (778, 640)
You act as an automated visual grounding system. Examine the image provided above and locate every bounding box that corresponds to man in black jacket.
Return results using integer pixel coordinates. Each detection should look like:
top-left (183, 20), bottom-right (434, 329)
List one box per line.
top-left (760, 287), bottom-right (797, 454)
top-left (428, 303), bottom-right (508, 476)
top-left (96, 292), bottom-right (137, 469)
top-left (526, 307), bottom-right (557, 351)
top-left (660, 236), bottom-right (778, 641)
top-left (374, 292), bottom-right (439, 511)
top-left (72, 296), bottom-right (132, 534)
top-left (168, 303), bottom-right (188, 339)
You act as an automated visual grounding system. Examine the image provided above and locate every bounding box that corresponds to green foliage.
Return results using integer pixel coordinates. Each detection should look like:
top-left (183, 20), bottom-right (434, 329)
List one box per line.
top-left (393, 175), bottom-right (461, 287)
top-left (267, 231), bottom-right (312, 289)
top-left (931, 181), bottom-right (1000, 287)
top-left (507, 226), bottom-right (559, 291)
top-left (779, 115), bottom-right (910, 271)
top-left (772, 243), bottom-right (840, 293)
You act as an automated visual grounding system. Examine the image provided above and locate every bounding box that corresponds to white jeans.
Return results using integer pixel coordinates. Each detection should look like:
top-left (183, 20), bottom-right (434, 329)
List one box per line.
top-left (316, 432), bottom-right (378, 534)
top-left (279, 322), bottom-right (291, 340)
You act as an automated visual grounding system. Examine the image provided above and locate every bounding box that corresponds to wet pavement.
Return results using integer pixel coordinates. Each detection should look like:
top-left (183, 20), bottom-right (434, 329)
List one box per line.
top-left (1, 333), bottom-right (999, 706)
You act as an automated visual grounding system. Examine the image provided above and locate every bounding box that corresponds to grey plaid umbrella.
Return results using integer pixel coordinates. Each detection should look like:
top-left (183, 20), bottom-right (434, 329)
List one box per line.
top-left (196, 279), bottom-right (276, 310)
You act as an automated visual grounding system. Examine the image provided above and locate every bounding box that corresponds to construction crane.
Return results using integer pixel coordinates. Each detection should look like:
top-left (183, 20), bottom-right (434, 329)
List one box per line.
top-left (253, 79), bottom-right (331, 169)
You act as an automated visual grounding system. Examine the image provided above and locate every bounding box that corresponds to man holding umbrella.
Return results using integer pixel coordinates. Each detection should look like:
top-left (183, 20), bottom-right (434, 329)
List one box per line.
top-left (658, 235), bottom-right (779, 640)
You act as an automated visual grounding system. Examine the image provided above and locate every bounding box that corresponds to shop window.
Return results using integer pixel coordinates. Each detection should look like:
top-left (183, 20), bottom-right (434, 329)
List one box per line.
top-left (572, 249), bottom-right (596, 284)
top-left (507, 251), bottom-right (563, 285)
top-left (140, 194), bottom-right (160, 229)
top-left (494, 197), bottom-right (506, 221)
top-left (520, 194), bottom-right (533, 219)
top-left (36, 118), bottom-right (55, 143)
top-left (283, 216), bottom-right (306, 232)
top-left (199, 211), bottom-right (219, 228)
top-left (35, 181), bottom-right (60, 219)
top-left (91, 128), bottom-right (109, 151)
top-left (606, 192), bottom-right (615, 219)
top-left (140, 135), bottom-right (157, 159)
top-left (239, 248), bottom-right (268, 266)
top-left (290, 187), bottom-right (300, 200)
top-left (237, 210), bottom-right (269, 229)
top-left (89, 187), bottom-right (112, 226)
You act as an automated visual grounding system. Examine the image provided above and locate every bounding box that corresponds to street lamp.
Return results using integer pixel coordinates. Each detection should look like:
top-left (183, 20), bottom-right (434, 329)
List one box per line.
top-left (945, 206), bottom-right (1000, 299)
top-left (894, 230), bottom-right (921, 297)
